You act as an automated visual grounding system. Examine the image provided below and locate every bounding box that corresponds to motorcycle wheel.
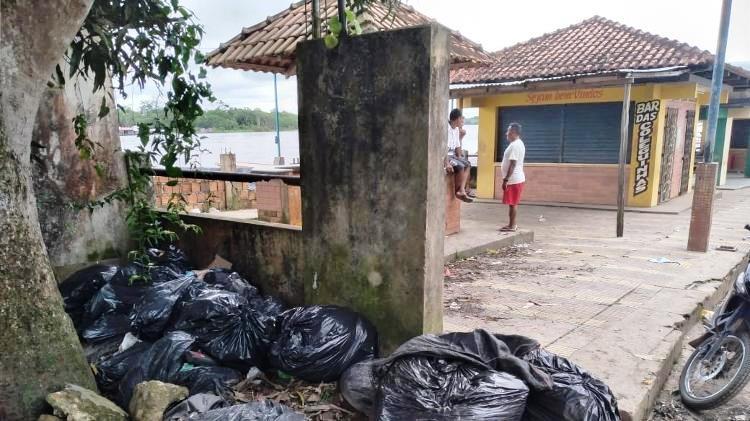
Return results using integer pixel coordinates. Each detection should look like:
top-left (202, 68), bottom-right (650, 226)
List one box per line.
top-left (679, 332), bottom-right (750, 410)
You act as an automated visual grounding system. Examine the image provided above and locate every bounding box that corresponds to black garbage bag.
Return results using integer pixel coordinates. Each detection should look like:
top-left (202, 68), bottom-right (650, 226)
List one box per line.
top-left (172, 289), bottom-right (247, 330)
top-left (118, 331), bottom-right (195, 406)
top-left (82, 284), bottom-right (126, 327)
top-left (111, 261), bottom-right (182, 289)
top-left (93, 340), bottom-right (152, 396)
top-left (59, 265), bottom-right (118, 329)
top-left (174, 365), bottom-right (243, 397)
top-left (198, 308), bottom-right (276, 370)
top-left (361, 330), bottom-right (555, 421)
top-left (81, 313), bottom-right (131, 343)
top-left (163, 393), bottom-right (229, 421)
top-left (146, 244), bottom-right (191, 273)
top-left (172, 290), bottom-right (276, 370)
top-left (129, 274), bottom-right (197, 340)
top-left (250, 295), bottom-right (286, 319)
top-left (521, 348), bottom-right (620, 421)
top-left (190, 400), bottom-right (304, 421)
top-left (83, 335), bottom-right (124, 364)
top-left (340, 360), bottom-right (376, 415)
top-left (269, 305), bottom-right (377, 382)
top-left (203, 269), bottom-right (260, 301)
top-left (376, 356), bottom-right (529, 421)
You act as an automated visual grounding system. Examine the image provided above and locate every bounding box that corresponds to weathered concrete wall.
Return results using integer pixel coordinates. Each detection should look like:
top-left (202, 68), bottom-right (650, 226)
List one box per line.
top-left (177, 214), bottom-right (304, 306)
top-left (32, 63), bottom-right (129, 280)
top-left (297, 25), bottom-right (449, 353)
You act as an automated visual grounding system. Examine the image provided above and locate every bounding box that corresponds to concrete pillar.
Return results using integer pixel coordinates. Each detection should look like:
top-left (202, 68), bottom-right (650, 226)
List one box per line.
top-left (219, 152), bottom-right (236, 209)
top-left (687, 163), bottom-right (718, 252)
top-left (297, 24), bottom-right (449, 353)
top-left (219, 152), bottom-right (236, 172)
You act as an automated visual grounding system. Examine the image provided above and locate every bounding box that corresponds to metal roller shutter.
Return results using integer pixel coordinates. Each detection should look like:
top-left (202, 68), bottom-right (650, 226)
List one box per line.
top-left (496, 102), bottom-right (629, 164)
top-left (562, 103), bottom-right (622, 164)
top-left (497, 105), bottom-right (563, 163)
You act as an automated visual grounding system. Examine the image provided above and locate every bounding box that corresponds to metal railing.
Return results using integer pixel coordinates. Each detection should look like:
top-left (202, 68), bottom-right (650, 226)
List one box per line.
top-left (145, 168), bottom-right (301, 186)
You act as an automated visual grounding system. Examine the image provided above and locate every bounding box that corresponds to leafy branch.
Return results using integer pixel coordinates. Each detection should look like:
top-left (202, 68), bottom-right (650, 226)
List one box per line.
top-left (61, 0), bottom-right (212, 268)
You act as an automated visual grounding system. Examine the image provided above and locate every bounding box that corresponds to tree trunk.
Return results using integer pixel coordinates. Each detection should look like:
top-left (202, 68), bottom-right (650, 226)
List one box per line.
top-left (0, 1), bottom-right (97, 420)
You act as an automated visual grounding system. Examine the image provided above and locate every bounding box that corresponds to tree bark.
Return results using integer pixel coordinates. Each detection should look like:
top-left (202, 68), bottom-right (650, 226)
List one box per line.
top-left (0, 1), bottom-right (97, 420)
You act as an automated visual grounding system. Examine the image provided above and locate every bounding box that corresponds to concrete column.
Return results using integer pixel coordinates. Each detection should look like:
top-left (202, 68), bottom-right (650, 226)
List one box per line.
top-left (219, 152), bottom-right (236, 172)
top-left (687, 163), bottom-right (718, 252)
top-left (219, 152), bottom-right (236, 209)
top-left (297, 24), bottom-right (449, 353)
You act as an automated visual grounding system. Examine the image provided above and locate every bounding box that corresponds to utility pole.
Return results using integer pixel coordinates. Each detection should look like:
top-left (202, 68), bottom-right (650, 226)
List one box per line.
top-left (687, 0), bottom-right (732, 252)
top-left (617, 76), bottom-right (633, 238)
top-left (338, 0), bottom-right (347, 36)
top-left (312, 0), bottom-right (321, 39)
top-left (274, 73), bottom-right (281, 160)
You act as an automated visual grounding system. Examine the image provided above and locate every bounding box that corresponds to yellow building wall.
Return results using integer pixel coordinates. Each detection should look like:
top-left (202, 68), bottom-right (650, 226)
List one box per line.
top-left (464, 82), bottom-right (730, 206)
top-left (476, 107), bottom-right (498, 199)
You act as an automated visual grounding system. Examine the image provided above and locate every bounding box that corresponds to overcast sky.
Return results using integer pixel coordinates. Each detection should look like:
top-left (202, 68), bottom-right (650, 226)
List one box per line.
top-left (124, 0), bottom-right (750, 113)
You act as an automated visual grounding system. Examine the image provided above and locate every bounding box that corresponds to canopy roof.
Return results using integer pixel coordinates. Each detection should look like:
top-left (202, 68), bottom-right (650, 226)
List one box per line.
top-left (206, 0), bottom-right (495, 75)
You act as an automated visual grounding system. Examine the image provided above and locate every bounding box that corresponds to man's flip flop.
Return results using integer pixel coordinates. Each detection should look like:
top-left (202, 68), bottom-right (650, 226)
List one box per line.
top-left (499, 226), bottom-right (517, 232)
top-left (456, 193), bottom-right (473, 203)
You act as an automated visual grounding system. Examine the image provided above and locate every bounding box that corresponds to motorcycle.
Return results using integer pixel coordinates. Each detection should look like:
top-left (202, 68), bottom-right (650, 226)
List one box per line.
top-left (679, 224), bottom-right (750, 410)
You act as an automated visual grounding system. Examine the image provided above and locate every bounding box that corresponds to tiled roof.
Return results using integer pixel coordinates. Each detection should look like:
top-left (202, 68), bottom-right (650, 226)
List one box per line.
top-left (207, 1), bottom-right (494, 74)
top-left (452, 16), bottom-right (725, 84)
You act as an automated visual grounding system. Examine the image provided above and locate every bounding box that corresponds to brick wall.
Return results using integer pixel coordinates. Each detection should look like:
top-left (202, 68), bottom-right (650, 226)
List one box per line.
top-left (152, 176), bottom-right (256, 211)
top-left (494, 164), bottom-right (626, 205)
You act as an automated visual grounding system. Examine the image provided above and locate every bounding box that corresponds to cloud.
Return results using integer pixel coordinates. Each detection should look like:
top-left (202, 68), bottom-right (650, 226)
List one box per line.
top-left (120, 0), bottom-right (750, 113)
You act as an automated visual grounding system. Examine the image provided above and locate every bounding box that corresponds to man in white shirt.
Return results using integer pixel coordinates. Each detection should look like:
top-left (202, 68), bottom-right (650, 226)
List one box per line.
top-left (500, 122), bottom-right (525, 231)
top-left (446, 109), bottom-right (473, 203)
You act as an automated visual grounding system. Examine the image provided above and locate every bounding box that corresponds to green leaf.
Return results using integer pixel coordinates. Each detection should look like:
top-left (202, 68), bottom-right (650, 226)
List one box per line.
top-left (165, 166), bottom-right (182, 177)
top-left (198, 67), bottom-right (207, 79)
top-left (324, 34), bottom-right (339, 49)
top-left (55, 64), bottom-right (66, 87)
top-left (68, 42), bottom-right (83, 78)
top-left (328, 16), bottom-right (342, 35)
top-left (98, 97), bottom-right (110, 118)
top-left (94, 163), bottom-right (106, 178)
top-left (345, 9), bottom-right (357, 23)
top-left (166, 179), bottom-right (179, 186)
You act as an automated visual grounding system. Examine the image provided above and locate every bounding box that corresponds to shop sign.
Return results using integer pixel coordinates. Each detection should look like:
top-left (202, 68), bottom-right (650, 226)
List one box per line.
top-left (633, 100), bottom-right (660, 196)
top-left (526, 88), bottom-right (604, 104)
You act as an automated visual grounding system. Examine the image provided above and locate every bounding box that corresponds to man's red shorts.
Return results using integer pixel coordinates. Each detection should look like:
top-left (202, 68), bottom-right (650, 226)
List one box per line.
top-left (503, 182), bottom-right (525, 206)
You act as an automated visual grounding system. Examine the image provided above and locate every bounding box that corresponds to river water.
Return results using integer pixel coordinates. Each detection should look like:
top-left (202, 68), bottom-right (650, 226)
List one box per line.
top-left (120, 125), bottom-right (479, 168)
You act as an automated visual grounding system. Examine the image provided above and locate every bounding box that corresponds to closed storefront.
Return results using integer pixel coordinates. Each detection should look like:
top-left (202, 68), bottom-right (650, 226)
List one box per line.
top-left (450, 16), bottom-right (749, 207)
top-left (496, 102), bottom-right (627, 164)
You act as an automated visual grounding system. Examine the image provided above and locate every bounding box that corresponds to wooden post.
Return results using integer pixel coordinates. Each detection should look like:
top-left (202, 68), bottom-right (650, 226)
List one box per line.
top-left (617, 77), bottom-right (633, 238)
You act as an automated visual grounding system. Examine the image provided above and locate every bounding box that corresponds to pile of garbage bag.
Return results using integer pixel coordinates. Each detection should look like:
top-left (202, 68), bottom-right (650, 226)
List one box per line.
top-left (340, 329), bottom-right (621, 421)
top-left (61, 246), bottom-right (619, 420)
top-left (59, 247), bottom-right (378, 419)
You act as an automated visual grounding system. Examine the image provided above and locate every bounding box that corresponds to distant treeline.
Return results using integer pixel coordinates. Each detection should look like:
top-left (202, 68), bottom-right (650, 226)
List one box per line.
top-left (118, 103), bottom-right (298, 132)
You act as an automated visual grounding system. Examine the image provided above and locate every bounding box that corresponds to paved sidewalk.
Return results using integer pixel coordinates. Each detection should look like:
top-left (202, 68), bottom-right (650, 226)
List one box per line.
top-left (444, 189), bottom-right (750, 420)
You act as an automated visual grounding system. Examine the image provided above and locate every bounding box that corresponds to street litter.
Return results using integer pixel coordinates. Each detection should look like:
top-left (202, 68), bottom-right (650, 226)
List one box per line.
top-left (717, 245), bottom-right (738, 252)
top-left (59, 246), bottom-right (622, 421)
top-left (649, 257), bottom-right (681, 265)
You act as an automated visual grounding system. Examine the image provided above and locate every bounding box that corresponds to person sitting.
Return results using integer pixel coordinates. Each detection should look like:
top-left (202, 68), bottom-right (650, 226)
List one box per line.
top-left (446, 108), bottom-right (473, 203)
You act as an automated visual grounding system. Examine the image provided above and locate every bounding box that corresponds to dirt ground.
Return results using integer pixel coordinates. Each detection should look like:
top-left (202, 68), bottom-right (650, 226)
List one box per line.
top-left (444, 245), bottom-right (750, 420)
